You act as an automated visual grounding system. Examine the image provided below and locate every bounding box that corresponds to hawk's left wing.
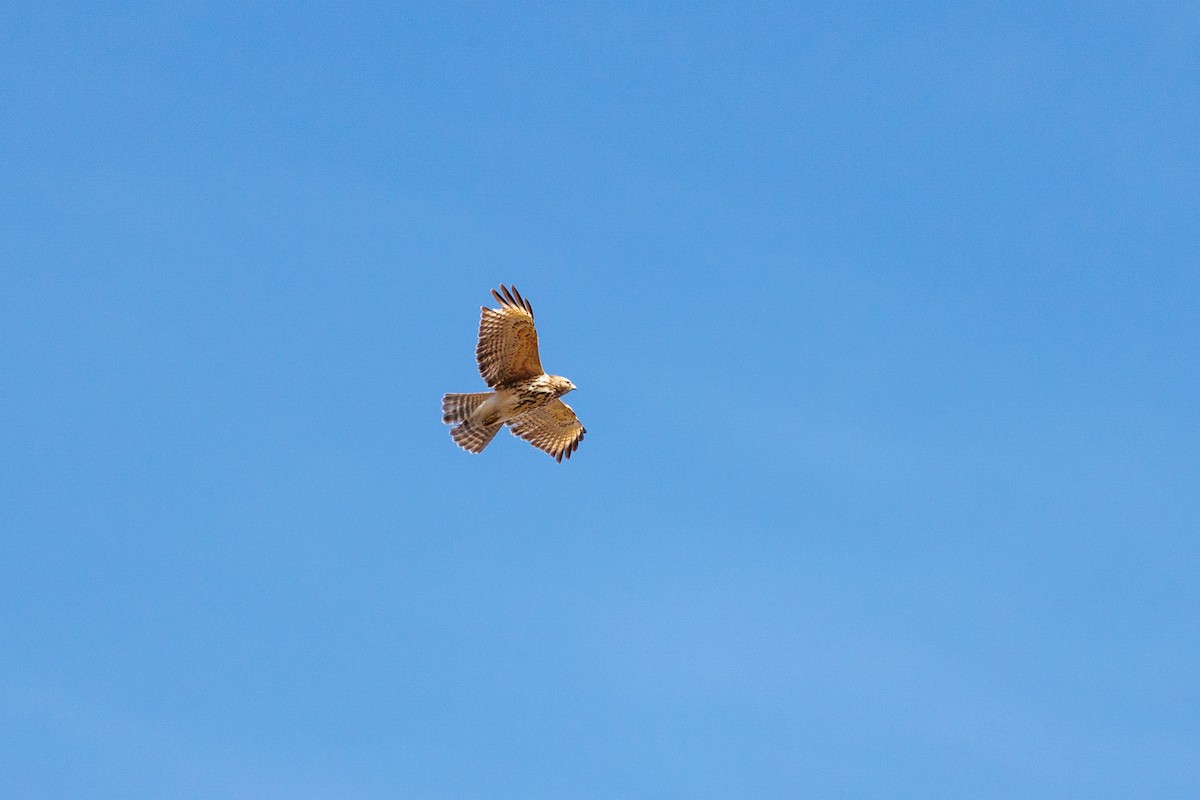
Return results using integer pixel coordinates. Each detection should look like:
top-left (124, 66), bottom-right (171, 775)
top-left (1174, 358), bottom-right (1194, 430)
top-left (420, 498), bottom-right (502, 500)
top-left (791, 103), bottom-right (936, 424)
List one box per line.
top-left (510, 399), bottom-right (586, 462)
top-left (476, 285), bottom-right (543, 388)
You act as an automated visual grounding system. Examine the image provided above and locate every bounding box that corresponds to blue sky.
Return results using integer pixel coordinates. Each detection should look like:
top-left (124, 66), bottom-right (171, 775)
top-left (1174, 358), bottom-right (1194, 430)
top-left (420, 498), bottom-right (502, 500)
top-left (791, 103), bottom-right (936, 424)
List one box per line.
top-left (2, 2), bottom-right (1198, 797)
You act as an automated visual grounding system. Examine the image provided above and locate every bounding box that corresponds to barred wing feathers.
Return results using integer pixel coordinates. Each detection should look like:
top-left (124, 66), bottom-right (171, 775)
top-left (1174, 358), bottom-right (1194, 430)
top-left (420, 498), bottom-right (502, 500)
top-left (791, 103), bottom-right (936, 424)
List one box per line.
top-left (510, 399), bottom-right (586, 462)
top-left (476, 285), bottom-right (543, 387)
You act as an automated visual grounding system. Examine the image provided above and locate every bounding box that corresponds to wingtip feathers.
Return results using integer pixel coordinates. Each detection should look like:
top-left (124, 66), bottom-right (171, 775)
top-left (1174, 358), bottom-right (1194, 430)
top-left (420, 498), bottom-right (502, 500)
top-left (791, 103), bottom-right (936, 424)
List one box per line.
top-left (488, 284), bottom-right (534, 317)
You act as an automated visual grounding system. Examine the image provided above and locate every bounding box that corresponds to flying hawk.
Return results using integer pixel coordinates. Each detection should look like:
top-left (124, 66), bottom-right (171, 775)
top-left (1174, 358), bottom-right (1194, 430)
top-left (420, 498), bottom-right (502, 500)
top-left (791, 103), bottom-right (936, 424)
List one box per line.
top-left (442, 285), bottom-right (585, 462)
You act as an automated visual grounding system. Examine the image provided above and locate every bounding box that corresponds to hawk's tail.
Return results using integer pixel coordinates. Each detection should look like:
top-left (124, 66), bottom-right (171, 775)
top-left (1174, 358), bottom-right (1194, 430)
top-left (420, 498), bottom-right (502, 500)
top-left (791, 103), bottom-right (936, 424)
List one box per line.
top-left (442, 392), bottom-right (492, 424)
top-left (443, 391), bottom-right (501, 454)
top-left (450, 420), bottom-right (503, 453)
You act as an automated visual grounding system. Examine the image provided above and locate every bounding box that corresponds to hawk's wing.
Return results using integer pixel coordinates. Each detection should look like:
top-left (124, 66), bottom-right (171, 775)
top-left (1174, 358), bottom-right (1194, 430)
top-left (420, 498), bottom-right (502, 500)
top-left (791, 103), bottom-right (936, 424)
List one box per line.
top-left (510, 399), bottom-right (586, 462)
top-left (476, 285), bottom-right (543, 387)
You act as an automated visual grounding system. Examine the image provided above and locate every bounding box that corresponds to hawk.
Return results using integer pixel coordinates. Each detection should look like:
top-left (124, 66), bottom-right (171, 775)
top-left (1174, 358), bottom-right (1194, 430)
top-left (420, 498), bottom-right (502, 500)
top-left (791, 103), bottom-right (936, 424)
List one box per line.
top-left (442, 285), bottom-right (586, 462)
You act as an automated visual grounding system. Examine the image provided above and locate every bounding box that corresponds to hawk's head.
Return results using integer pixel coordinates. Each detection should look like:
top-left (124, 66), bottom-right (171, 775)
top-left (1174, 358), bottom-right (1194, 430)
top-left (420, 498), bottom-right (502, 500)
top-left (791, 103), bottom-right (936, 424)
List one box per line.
top-left (548, 375), bottom-right (577, 396)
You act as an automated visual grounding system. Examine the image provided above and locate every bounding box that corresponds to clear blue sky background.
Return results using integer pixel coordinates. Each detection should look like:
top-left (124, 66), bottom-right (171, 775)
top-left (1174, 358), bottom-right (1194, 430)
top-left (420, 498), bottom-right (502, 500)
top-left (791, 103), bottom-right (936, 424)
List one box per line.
top-left (2, 3), bottom-right (1197, 798)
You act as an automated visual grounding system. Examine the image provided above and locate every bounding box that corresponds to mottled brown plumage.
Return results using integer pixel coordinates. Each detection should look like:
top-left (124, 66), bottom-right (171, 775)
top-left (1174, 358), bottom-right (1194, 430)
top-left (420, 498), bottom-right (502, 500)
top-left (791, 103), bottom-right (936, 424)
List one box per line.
top-left (510, 399), bottom-right (586, 463)
top-left (443, 285), bottom-right (586, 461)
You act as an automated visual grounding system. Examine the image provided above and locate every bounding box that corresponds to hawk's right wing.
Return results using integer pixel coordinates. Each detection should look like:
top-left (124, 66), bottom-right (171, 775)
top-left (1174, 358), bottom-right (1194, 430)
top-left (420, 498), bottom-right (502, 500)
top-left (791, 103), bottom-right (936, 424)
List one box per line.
top-left (510, 399), bottom-right (586, 462)
top-left (476, 285), bottom-right (543, 387)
